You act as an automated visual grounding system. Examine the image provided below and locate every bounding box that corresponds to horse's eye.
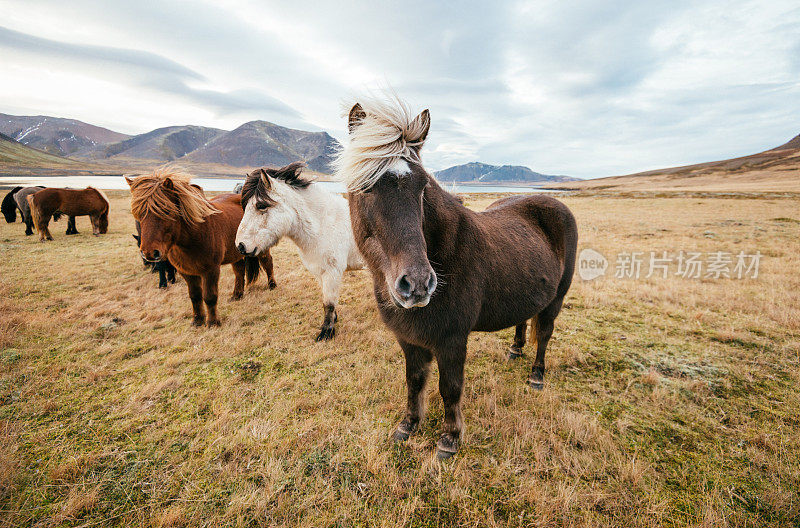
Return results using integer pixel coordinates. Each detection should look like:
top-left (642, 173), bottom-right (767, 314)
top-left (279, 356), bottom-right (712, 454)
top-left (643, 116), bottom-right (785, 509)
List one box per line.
top-left (256, 203), bottom-right (268, 210)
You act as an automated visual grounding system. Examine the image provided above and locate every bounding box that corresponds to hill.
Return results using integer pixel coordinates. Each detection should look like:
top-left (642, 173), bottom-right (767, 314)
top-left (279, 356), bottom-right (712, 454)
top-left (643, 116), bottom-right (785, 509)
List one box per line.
top-left (0, 132), bottom-right (84, 170)
top-left (77, 125), bottom-right (227, 162)
top-left (435, 162), bottom-right (577, 183)
top-left (184, 121), bottom-right (339, 173)
top-left (551, 133), bottom-right (800, 192)
top-left (0, 113), bottom-right (129, 157)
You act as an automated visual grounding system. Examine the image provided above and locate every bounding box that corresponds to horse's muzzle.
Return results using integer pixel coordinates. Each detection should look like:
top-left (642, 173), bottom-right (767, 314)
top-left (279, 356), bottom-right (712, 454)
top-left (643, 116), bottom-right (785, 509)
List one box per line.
top-left (141, 250), bottom-right (164, 263)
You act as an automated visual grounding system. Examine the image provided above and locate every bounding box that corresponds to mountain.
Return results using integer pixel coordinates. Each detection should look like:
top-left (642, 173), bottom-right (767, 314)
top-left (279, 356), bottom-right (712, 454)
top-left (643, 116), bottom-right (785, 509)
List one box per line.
top-left (184, 121), bottom-right (339, 173)
top-left (0, 132), bottom-right (84, 169)
top-left (77, 125), bottom-right (227, 162)
top-left (550, 133), bottom-right (800, 192)
top-left (0, 113), bottom-right (129, 157)
top-left (434, 162), bottom-right (578, 183)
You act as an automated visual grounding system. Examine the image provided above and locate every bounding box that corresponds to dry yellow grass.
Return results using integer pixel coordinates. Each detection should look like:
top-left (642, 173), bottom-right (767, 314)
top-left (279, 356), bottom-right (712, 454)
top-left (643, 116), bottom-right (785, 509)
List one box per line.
top-left (0, 190), bottom-right (798, 527)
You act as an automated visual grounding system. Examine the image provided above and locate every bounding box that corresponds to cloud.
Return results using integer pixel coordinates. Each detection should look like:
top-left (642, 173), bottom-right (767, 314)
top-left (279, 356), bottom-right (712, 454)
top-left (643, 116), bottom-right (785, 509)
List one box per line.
top-left (0, 0), bottom-right (799, 177)
top-left (0, 25), bottom-right (301, 121)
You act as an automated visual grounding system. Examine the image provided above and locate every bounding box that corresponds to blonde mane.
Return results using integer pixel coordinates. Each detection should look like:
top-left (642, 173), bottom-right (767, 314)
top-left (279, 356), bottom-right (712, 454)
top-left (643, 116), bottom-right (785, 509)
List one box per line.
top-left (128, 166), bottom-right (219, 224)
top-left (332, 93), bottom-right (430, 193)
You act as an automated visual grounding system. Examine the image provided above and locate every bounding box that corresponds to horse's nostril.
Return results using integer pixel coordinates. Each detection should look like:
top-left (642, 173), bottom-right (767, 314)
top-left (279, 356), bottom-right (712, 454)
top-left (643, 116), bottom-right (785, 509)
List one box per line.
top-left (426, 272), bottom-right (437, 293)
top-left (237, 242), bottom-right (246, 254)
top-left (396, 275), bottom-right (412, 298)
top-left (152, 249), bottom-right (161, 260)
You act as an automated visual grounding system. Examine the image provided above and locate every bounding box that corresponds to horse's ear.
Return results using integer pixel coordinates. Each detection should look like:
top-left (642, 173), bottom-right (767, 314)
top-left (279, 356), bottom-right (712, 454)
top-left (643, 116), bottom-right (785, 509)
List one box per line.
top-left (259, 169), bottom-right (272, 189)
top-left (409, 109), bottom-right (430, 147)
top-left (348, 103), bottom-right (366, 134)
top-left (162, 177), bottom-right (174, 190)
top-left (124, 176), bottom-right (135, 188)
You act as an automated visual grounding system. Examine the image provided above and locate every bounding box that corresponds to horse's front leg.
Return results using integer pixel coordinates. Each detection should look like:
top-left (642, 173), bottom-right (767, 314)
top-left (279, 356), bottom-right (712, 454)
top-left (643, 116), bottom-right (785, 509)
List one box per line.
top-left (183, 274), bottom-right (205, 326)
top-left (202, 268), bottom-right (221, 327)
top-left (24, 215), bottom-right (34, 236)
top-left (65, 216), bottom-right (78, 235)
top-left (434, 340), bottom-right (467, 459)
top-left (259, 251), bottom-right (277, 289)
top-left (230, 260), bottom-right (245, 300)
top-left (156, 262), bottom-right (168, 289)
top-left (393, 340), bottom-right (433, 442)
top-left (315, 269), bottom-right (342, 341)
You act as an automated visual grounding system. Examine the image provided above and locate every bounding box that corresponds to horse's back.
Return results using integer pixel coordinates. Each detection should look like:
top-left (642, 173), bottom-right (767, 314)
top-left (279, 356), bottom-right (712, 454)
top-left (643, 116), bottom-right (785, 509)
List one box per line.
top-left (14, 187), bottom-right (44, 215)
top-left (483, 194), bottom-right (577, 262)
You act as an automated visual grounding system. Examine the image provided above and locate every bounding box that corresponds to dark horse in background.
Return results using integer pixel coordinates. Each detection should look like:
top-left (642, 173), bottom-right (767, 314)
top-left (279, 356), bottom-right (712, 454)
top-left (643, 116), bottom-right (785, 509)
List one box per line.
top-left (26, 187), bottom-right (109, 241)
top-left (2, 186), bottom-right (78, 236)
top-left (133, 220), bottom-right (177, 288)
top-left (127, 169), bottom-right (277, 327)
top-left (336, 97), bottom-right (578, 458)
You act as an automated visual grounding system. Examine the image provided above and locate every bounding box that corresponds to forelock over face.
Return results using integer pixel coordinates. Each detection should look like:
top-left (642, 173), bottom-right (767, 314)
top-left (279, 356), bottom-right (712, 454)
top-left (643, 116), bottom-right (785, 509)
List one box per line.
top-left (240, 169), bottom-right (276, 210)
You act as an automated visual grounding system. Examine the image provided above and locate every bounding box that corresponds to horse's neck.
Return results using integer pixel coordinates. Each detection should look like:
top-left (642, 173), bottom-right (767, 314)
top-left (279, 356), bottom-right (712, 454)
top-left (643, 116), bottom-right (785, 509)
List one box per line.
top-left (282, 185), bottom-right (330, 252)
top-left (173, 219), bottom-right (210, 252)
top-left (422, 179), bottom-right (473, 262)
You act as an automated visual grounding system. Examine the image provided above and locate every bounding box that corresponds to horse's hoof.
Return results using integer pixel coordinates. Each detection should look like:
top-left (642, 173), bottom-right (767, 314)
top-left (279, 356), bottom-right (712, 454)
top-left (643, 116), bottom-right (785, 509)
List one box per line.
top-left (392, 419), bottom-right (417, 442)
top-left (207, 320), bottom-right (221, 327)
top-left (527, 378), bottom-right (544, 390)
top-left (230, 293), bottom-right (243, 301)
top-left (392, 429), bottom-right (410, 442)
top-left (191, 318), bottom-right (205, 327)
top-left (436, 434), bottom-right (459, 459)
top-left (268, 280), bottom-right (277, 290)
top-left (315, 327), bottom-right (335, 341)
top-left (508, 347), bottom-right (523, 360)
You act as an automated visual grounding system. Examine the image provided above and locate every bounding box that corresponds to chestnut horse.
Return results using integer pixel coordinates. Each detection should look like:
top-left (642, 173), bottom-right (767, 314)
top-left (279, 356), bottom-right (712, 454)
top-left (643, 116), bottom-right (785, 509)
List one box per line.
top-left (126, 169), bottom-right (276, 327)
top-left (27, 187), bottom-right (108, 241)
top-left (335, 96), bottom-right (578, 458)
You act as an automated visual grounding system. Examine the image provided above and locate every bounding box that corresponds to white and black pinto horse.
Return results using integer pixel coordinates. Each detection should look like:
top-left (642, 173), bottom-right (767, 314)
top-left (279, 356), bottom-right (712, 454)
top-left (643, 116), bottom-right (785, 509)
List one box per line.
top-left (235, 162), bottom-right (364, 340)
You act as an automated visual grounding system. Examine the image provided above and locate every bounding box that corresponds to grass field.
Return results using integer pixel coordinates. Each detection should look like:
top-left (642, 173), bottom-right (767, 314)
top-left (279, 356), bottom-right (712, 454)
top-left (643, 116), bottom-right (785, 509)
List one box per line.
top-left (1, 190), bottom-right (798, 527)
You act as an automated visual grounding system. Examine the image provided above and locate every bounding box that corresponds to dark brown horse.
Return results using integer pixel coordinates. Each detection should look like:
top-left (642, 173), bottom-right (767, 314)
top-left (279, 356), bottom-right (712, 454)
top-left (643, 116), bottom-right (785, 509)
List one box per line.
top-left (26, 187), bottom-right (108, 241)
top-left (126, 169), bottom-right (276, 327)
top-left (336, 97), bottom-right (578, 458)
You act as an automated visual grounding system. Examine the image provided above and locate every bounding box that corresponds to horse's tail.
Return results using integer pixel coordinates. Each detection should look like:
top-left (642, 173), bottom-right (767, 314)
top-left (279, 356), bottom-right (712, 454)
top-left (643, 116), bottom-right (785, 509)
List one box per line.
top-left (26, 194), bottom-right (41, 235)
top-left (245, 256), bottom-right (261, 285)
top-left (528, 313), bottom-right (539, 349)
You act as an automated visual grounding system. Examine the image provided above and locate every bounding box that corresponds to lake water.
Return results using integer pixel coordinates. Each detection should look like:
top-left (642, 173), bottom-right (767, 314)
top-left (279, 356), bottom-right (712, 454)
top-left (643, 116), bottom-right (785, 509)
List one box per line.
top-left (0, 175), bottom-right (559, 194)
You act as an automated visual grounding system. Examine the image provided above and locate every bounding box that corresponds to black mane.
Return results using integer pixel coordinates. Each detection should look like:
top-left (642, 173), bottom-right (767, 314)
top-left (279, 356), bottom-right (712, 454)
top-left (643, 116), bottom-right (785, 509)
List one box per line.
top-left (2, 186), bottom-right (23, 223)
top-left (240, 162), bottom-right (310, 209)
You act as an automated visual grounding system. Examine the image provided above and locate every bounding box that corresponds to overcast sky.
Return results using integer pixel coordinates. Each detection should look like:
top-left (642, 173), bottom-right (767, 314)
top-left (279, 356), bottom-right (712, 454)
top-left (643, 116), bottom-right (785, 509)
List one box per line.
top-left (1, 0), bottom-right (798, 178)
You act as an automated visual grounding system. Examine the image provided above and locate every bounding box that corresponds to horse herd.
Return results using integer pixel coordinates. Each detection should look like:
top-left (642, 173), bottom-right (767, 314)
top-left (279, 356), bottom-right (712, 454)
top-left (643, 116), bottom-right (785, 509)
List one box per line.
top-left (2, 96), bottom-right (578, 458)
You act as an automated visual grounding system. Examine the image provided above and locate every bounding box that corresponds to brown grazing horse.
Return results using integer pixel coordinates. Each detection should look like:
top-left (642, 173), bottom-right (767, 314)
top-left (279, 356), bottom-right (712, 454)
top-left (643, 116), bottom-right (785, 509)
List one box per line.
top-left (335, 96), bottom-right (578, 458)
top-left (27, 187), bottom-right (109, 241)
top-left (126, 169), bottom-right (276, 327)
